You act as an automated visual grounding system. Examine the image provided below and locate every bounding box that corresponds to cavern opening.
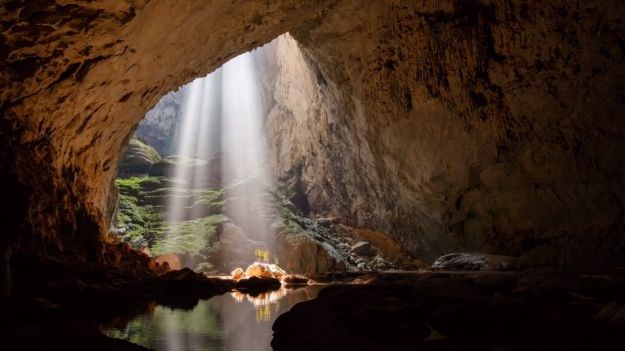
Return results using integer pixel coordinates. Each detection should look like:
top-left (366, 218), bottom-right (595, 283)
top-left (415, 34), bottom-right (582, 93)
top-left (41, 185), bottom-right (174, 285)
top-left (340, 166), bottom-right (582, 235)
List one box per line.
top-left (2, 1), bottom-right (625, 350)
top-left (111, 34), bottom-right (391, 277)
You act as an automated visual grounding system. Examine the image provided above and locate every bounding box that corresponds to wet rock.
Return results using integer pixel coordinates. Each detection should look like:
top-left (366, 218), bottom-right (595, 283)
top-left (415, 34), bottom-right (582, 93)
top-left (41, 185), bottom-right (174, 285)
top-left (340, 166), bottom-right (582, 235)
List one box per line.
top-left (235, 276), bottom-right (281, 295)
top-left (432, 252), bottom-right (516, 271)
top-left (244, 262), bottom-right (287, 279)
top-left (351, 241), bottom-right (376, 257)
top-left (282, 274), bottom-right (310, 285)
top-left (273, 271), bottom-right (625, 351)
top-left (154, 253), bottom-right (182, 270)
top-left (245, 262), bottom-right (273, 278)
top-left (595, 302), bottom-right (625, 329)
top-left (230, 267), bottom-right (245, 280)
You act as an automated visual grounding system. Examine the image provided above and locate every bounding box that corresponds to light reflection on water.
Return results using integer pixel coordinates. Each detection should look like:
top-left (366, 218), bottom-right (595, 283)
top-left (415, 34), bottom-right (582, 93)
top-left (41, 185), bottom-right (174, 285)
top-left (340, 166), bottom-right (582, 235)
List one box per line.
top-left (103, 285), bottom-right (322, 351)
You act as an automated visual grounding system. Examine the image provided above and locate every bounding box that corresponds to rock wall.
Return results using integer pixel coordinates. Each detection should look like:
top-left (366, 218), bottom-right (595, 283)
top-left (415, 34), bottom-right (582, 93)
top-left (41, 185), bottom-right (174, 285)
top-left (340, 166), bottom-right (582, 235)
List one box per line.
top-left (1, 1), bottom-right (624, 266)
top-left (272, 1), bottom-right (625, 264)
top-left (134, 88), bottom-right (186, 157)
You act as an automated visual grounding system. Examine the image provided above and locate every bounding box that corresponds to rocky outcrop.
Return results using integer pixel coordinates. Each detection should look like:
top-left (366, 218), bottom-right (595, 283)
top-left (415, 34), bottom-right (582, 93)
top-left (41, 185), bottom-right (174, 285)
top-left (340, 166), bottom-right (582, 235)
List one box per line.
top-left (134, 88), bottom-right (186, 156)
top-left (351, 242), bottom-right (377, 257)
top-left (1, 1), bottom-right (624, 272)
top-left (260, 4), bottom-right (625, 265)
top-left (274, 230), bottom-right (347, 274)
top-left (117, 138), bottom-right (160, 177)
top-left (431, 252), bottom-right (515, 271)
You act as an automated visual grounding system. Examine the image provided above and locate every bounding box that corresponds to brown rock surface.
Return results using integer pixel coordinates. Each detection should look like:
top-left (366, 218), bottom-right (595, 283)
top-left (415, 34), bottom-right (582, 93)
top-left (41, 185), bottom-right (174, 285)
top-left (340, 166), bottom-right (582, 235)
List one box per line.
top-left (0, 1), bottom-right (624, 269)
top-left (154, 253), bottom-right (182, 271)
top-left (274, 228), bottom-right (347, 274)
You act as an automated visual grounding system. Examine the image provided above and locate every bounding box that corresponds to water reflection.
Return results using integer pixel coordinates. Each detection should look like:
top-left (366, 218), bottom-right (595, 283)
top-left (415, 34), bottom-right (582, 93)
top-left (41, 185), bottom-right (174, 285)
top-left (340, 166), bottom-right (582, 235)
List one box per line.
top-left (104, 285), bottom-right (322, 351)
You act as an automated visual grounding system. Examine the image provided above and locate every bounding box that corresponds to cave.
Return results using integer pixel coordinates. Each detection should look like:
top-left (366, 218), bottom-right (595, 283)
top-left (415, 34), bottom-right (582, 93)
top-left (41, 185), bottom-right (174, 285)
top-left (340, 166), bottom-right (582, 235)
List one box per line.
top-left (1, 1), bottom-right (625, 350)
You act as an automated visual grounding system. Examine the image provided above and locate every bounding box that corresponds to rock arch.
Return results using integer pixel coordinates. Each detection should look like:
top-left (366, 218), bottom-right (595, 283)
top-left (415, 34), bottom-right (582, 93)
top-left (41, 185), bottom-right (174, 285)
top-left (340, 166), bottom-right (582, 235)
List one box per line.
top-left (1, 0), bottom-right (625, 266)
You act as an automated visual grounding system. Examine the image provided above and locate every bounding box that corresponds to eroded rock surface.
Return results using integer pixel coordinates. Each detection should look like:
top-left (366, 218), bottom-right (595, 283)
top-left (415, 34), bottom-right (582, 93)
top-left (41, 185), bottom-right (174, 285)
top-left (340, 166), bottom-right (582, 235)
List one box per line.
top-left (432, 252), bottom-right (516, 271)
top-left (1, 1), bottom-right (624, 274)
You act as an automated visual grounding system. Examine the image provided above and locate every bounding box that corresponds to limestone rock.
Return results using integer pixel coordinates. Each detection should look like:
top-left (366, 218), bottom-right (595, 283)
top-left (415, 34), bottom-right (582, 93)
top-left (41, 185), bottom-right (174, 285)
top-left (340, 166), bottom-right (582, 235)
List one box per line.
top-left (235, 276), bottom-right (281, 294)
top-left (282, 274), bottom-right (310, 285)
top-left (155, 254), bottom-right (183, 271)
top-left (230, 267), bottom-right (245, 280)
top-left (431, 253), bottom-right (516, 271)
top-left (274, 230), bottom-right (347, 274)
top-left (1, 1), bottom-right (624, 270)
top-left (351, 241), bottom-right (377, 257)
top-left (245, 262), bottom-right (273, 278)
top-left (117, 138), bottom-right (161, 177)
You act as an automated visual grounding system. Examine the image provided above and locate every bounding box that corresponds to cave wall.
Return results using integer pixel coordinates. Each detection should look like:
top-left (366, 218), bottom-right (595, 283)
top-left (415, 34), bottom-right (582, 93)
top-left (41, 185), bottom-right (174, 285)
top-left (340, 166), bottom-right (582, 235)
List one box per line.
top-left (1, 0), bottom-right (624, 265)
top-left (262, 2), bottom-right (625, 264)
top-left (0, 0), bottom-right (336, 255)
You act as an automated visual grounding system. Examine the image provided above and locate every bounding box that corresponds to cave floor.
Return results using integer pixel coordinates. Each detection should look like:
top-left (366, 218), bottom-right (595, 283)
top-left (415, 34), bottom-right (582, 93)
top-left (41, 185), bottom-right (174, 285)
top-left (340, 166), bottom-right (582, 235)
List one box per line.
top-left (2, 267), bottom-right (625, 350)
top-left (274, 269), bottom-right (625, 351)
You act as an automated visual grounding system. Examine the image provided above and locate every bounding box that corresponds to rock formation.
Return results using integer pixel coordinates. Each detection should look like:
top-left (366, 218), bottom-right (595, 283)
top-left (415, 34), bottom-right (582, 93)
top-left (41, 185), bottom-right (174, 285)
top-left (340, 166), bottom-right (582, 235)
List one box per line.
top-left (1, 0), bottom-right (624, 273)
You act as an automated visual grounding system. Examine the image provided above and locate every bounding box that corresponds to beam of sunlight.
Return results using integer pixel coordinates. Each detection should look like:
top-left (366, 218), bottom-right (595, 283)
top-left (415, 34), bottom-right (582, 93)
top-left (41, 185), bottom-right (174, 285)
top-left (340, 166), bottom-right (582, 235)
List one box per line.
top-left (221, 52), bottom-right (272, 245)
top-left (165, 79), bottom-right (203, 224)
top-left (162, 51), bottom-right (273, 263)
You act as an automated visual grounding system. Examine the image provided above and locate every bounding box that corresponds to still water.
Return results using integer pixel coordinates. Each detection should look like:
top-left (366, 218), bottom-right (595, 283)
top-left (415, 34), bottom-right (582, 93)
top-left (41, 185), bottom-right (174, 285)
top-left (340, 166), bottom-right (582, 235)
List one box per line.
top-left (103, 285), bottom-right (323, 351)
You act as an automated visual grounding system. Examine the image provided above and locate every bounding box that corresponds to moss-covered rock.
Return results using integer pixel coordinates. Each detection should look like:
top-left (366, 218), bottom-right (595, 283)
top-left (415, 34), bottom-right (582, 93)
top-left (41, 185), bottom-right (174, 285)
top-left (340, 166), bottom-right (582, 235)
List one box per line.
top-left (149, 155), bottom-right (221, 188)
top-left (118, 138), bottom-right (161, 177)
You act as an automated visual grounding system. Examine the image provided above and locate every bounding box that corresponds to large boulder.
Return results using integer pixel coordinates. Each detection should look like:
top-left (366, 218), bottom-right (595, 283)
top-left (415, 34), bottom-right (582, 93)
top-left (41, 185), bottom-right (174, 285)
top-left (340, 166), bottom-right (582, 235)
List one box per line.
top-left (244, 262), bottom-right (273, 278)
top-left (275, 232), bottom-right (347, 274)
top-left (351, 241), bottom-right (377, 257)
top-left (117, 138), bottom-right (161, 177)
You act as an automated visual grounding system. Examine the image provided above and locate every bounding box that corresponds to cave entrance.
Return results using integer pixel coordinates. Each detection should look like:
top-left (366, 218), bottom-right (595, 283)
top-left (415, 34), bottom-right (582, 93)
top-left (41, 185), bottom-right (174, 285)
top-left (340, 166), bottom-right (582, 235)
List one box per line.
top-left (114, 36), bottom-right (285, 275)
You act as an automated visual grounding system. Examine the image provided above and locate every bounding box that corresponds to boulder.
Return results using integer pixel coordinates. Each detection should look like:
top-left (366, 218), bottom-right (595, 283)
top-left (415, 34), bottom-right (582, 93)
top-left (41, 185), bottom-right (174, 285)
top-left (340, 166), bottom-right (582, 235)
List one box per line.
top-left (268, 263), bottom-right (287, 279)
top-left (275, 232), bottom-right (347, 274)
top-left (231, 267), bottom-right (245, 280)
top-left (351, 241), bottom-right (377, 257)
top-left (282, 274), bottom-right (310, 285)
top-left (155, 253), bottom-right (183, 270)
top-left (117, 138), bottom-right (161, 177)
top-left (431, 253), bottom-right (516, 271)
top-left (245, 262), bottom-right (273, 278)
top-left (235, 276), bottom-right (281, 295)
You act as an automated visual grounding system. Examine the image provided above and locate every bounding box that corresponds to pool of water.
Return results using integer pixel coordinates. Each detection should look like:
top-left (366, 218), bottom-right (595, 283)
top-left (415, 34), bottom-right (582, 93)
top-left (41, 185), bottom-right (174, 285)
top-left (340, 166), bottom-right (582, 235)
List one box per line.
top-left (102, 285), bottom-right (323, 351)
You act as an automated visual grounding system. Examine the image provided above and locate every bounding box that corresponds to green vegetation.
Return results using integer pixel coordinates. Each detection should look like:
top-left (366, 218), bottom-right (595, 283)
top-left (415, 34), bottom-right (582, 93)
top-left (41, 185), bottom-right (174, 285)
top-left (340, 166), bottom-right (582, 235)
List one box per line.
top-left (151, 214), bottom-right (227, 256)
top-left (115, 154), bottom-right (235, 262)
top-left (115, 176), bottom-right (178, 196)
top-left (148, 155), bottom-right (208, 177)
top-left (116, 192), bottom-right (163, 247)
top-left (114, 172), bottom-right (229, 256)
top-left (113, 138), bottom-right (308, 272)
top-left (192, 188), bottom-right (227, 213)
top-left (269, 181), bottom-right (307, 236)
